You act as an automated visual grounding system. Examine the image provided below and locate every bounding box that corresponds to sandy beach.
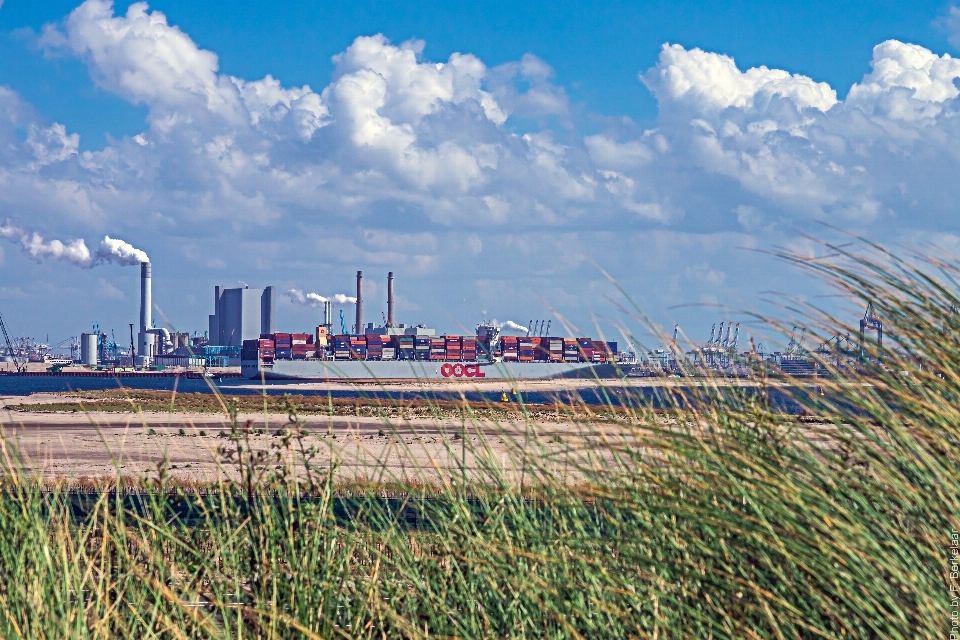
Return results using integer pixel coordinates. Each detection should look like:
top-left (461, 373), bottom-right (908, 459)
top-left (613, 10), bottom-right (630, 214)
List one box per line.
top-left (0, 393), bottom-right (630, 482)
top-left (0, 375), bottom-right (802, 482)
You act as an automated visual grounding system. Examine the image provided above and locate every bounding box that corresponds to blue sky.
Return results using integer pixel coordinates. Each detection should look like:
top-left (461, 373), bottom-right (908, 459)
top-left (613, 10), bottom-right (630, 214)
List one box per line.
top-left (2, 1), bottom-right (952, 148)
top-left (1, 0), bottom-right (959, 348)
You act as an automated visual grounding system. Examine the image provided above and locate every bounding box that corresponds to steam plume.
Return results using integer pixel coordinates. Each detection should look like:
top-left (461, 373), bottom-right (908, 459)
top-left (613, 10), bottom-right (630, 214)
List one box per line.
top-left (96, 235), bottom-right (149, 265)
top-left (0, 223), bottom-right (148, 267)
top-left (497, 319), bottom-right (530, 334)
top-left (286, 289), bottom-right (331, 306)
top-left (286, 288), bottom-right (334, 307)
top-left (285, 288), bottom-right (306, 305)
top-left (334, 293), bottom-right (357, 304)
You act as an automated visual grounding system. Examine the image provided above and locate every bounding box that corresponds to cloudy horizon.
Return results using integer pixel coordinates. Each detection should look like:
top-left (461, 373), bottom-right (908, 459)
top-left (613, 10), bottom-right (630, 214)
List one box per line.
top-left (2, 0), bottom-right (960, 348)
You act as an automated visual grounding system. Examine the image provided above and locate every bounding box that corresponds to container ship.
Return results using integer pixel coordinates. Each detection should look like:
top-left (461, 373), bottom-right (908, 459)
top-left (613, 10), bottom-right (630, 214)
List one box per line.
top-left (241, 325), bottom-right (621, 381)
top-left (240, 271), bottom-right (624, 381)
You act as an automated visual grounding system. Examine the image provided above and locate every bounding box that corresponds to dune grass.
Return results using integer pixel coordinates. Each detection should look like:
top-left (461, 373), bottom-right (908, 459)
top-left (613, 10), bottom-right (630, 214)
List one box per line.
top-left (0, 244), bottom-right (954, 638)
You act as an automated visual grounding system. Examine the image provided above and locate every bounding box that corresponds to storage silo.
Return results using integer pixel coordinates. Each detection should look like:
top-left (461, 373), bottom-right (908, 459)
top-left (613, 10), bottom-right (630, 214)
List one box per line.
top-left (80, 333), bottom-right (99, 366)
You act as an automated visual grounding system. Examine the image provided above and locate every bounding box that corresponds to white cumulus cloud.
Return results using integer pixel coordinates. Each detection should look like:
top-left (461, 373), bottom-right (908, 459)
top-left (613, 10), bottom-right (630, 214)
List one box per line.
top-left (5, 0), bottom-right (960, 339)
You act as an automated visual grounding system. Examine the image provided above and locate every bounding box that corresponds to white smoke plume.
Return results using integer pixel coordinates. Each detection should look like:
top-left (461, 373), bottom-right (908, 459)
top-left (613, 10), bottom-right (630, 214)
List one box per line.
top-left (494, 319), bottom-right (530, 334)
top-left (0, 223), bottom-right (148, 267)
top-left (95, 235), bottom-right (149, 265)
top-left (286, 289), bottom-right (331, 306)
top-left (334, 293), bottom-right (357, 304)
top-left (19, 230), bottom-right (91, 265)
top-left (285, 288), bottom-right (306, 305)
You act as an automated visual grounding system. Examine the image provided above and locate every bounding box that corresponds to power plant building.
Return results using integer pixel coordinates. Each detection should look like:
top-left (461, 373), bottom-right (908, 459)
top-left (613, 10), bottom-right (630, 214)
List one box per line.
top-left (209, 285), bottom-right (275, 346)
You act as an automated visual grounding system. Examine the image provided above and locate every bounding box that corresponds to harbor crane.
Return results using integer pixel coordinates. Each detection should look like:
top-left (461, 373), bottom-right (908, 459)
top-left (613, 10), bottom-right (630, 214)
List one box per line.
top-left (786, 326), bottom-right (807, 356)
top-left (0, 309), bottom-right (25, 372)
top-left (859, 301), bottom-right (883, 360)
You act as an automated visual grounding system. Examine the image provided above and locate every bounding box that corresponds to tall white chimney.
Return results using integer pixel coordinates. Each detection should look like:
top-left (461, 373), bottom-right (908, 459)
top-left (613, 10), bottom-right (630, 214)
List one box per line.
top-left (137, 261), bottom-right (155, 364)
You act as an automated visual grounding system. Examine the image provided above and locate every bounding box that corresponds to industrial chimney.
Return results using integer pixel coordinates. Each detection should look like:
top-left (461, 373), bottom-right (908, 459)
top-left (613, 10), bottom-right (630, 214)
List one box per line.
top-left (387, 271), bottom-right (394, 328)
top-left (355, 270), bottom-right (363, 334)
top-left (137, 262), bottom-right (155, 364)
top-left (323, 300), bottom-right (332, 328)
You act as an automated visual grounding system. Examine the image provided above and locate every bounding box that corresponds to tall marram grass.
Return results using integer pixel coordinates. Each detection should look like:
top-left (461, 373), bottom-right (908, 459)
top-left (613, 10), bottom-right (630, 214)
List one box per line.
top-left (0, 241), bottom-right (955, 638)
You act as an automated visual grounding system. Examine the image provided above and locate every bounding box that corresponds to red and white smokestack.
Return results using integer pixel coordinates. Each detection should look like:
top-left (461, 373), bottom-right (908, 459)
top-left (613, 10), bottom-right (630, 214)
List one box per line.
top-left (355, 270), bottom-right (363, 334)
top-left (387, 271), bottom-right (394, 327)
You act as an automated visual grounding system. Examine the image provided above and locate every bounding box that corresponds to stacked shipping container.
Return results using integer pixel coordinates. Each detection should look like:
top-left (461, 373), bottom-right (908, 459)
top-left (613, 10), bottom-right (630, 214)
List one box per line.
top-left (366, 335), bottom-right (384, 360)
top-left (518, 336), bottom-right (535, 362)
top-left (334, 335), bottom-right (351, 359)
top-left (274, 333), bottom-right (292, 360)
top-left (250, 331), bottom-right (616, 365)
top-left (291, 333), bottom-right (312, 360)
top-left (577, 338), bottom-right (594, 362)
top-left (415, 337), bottom-right (430, 360)
top-left (461, 337), bottom-right (477, 361)
top-left (543, 337), bottom-right (563, 362)
top-left (259, 338), bottom-right (275, 362)
top-left (392, 336), bottom-right (416, 360)
top-left (445, 335), bottom-right (461, 361)
top-left (349, 335), bottom-right (366, 360)
top-left (501, 335), bottom-right (519, 361)
top-left (430, 337), bottom-right (445, 361)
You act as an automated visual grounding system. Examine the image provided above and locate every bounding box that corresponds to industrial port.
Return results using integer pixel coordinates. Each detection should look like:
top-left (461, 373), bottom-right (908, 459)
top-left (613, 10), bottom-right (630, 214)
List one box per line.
top-left (0, 259), bottom-right (885, 380)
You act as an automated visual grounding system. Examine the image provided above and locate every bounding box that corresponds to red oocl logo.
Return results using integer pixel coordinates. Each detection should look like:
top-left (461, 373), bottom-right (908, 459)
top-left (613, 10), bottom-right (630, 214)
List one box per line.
top-left (440, 363), bottom-right (486, 378)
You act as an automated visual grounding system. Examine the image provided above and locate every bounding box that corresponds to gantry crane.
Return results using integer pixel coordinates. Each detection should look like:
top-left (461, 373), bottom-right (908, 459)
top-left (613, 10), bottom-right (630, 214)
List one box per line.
top-left (0, 309), bottom-right (25, 372)
top-left (859, 301), bottom-right (883, 360)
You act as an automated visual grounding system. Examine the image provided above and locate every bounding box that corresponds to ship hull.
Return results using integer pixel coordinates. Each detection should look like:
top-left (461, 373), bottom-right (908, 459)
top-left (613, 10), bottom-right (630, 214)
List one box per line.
top-left (241, 359), bottom-right (622, 381)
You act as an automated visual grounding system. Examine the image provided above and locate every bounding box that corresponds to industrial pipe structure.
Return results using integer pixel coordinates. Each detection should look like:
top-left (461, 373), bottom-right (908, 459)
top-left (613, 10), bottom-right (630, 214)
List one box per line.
top-left (387, 271), bottom-right (394, 327)
top-left (355, 270), bottom-right (363, 334)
